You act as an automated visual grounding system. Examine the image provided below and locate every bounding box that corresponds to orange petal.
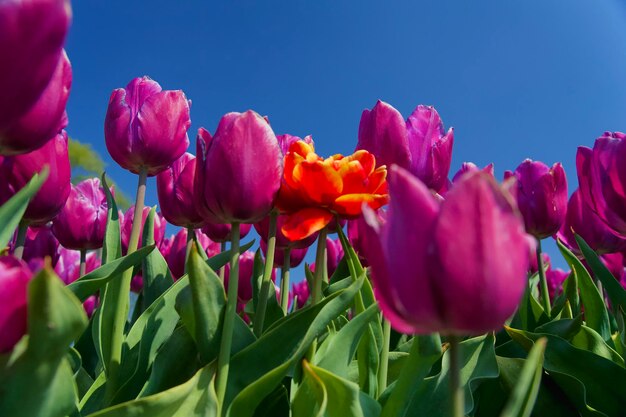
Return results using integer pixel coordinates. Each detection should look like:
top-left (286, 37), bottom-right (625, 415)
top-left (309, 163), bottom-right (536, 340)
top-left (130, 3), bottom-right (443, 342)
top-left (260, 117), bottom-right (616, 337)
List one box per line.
top-left (281, 208), bottom-right (334, 241)
top-left (289, 140), bottom-right (316, 158)
top-left (333, 193), bottom-right (390, 217)
top-left (338, 159), bottom-right (368, 194)
top-left (294, 160), bottom-right (343, 204)
top-left (366, 166), bottom-right (388, 194)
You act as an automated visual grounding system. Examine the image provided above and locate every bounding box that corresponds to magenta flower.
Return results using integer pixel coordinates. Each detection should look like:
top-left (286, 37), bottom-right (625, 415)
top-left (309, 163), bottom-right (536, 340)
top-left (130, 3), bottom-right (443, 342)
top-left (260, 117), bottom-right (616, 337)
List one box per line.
top-left (357, 101), bottom-right (454, 193)
top-left (577, 132), bottom-right (626, 236)
top-left (0, 50), bottom-right (71, 155)
top-left (157, 152), bottom-right (206, 228)
top-left (557, 189), bottom-right (626, 255)
top-left (200, 222), bottom-right (252, 243)
top-left (347, 210), bottom-right (386, 267)
top-left (0, 131), bottom-right (71, 225)
top-left (528, 252), bottom-right (550, 274)
top-left (105, 76), bottom-right (191, 176)
top-left (504, 159), bottom-right (568, 239)
top-left (452, 162), bottom-right (494, 183)
top-left (55, 248), bottom-right (100, 285)
top-left (545, 267), bottom-right (569, 300)
top-left (260, 240), bottom-right (309, 268)
top-left (276, 133), bottom-right (314, 156)
top-left (13, 225), bottom-right (60, 267)
top-left (120, 206), bottom-right (166, 254)
top-left (164, 229), bottom-right (219, 279)
top-left (290, 280), bottom-right (310, 309)
top-left (194, 111), bottom-right (283, 224)
top-left (224, 251), bottom-right (274, 305)
top-left (0, 0), bottom-right (71, 132)
top-left (52, 178), bottom-right (109, 250)
top-left (0, 256), bottom-right (32, 352)
top-left (363, 166), bottom-right (530, 335)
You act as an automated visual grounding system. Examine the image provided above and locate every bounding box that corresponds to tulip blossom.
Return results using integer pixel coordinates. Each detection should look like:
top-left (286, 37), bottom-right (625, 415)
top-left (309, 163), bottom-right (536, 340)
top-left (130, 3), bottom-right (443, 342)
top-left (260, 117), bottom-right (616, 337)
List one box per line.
top-left (528, 252), bottom-right (550, 275)
top-left (504, 159), bottom-right (568, 239)
top-left (0, 0), bottom-right (71, 132)
top-left (357, 101), bottom-right (453, 193)
top-left (0, 50), bottom-right (72, 155)
top-left (452, 162), bottom-right (494, 183)
top-left (52, 178), bottom-right (109, 250)
top-left (348, 210), bottom-right (386, 267)
top-left (545, 268), bottom-right (569, 300)
top-left (13, 225), bottom-right (60, 267)
top-left (0, 256), bottom-right (33, 352)
top-left (0, 131), bottom-right (71, 225)
top-left (164, 228), bottom-right (219, 279)
top-left (311, 238), bottom-right (344, 277)
top-left (55, 248), bottom-right (100, 285)
top-left (557, 189), bottom-right (626, 255)
top-left (277, 140), bottom-right (389, 241)
top-left (577, 132), bottom-right (626, 236)
top-left (362, 167), bottom-right (530, 335)
top-left (105, 76), bottom-right (191, 176)
top-left (194, 111), bottom-right (283, 224)
top-left (255, 213), bottom-right (318, 250)
top-left (120, 206), bottom-right (166, 254)
top-left (290, 280), bottom-right (310, 309)
top-left (224, 251), bottom-right (274, 306)
top-left (201, 222), bottom-right (252, 243)
top-left (157, 152), bottom-right (206, 228)
top-left (260, 240), bottom-right (309, 268)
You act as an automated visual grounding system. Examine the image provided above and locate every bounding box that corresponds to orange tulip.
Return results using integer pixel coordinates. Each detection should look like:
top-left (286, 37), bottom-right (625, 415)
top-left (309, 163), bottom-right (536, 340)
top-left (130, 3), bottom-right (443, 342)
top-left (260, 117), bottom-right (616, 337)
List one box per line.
top-left (277, 140), bottom-right (389, 240)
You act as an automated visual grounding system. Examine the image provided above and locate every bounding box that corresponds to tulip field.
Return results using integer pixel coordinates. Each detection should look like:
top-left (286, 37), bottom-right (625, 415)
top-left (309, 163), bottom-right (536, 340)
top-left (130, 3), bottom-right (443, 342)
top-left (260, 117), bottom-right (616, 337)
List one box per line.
top-left (2, 1), bottom-right (626, 417)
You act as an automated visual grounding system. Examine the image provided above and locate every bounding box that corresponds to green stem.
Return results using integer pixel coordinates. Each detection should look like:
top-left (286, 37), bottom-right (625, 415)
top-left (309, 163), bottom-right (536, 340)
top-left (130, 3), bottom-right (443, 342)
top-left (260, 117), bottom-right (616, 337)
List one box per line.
top-left (253, 211), bottom-right (278, 337)
top-left (280, 247), bottom-right (292, 314)
top-left (13, 222), bottom-right (28, 260)
top-left (449, 335), bottom-right (464, 417)
top-left (312, 228), bottom-right (328, 305)
top-left (105, 169), bottom-right (147, 404)
top-left (219, 242), bottom-right (226, 283)
top-left (79, 248), bottom-right (87, 277)
top-left (216, 222), bottom-right (240, 407)
top-left (378, 319), bottom-right (391, 395)
top-left (185, 227), bottom-right (195, 276)
top-left (536, 239), bottom-right (551, 317)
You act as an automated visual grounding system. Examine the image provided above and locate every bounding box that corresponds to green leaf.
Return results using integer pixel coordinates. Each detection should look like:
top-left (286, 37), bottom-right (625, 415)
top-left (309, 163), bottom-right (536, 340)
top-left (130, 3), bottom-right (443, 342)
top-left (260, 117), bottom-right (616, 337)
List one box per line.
top-left (0, 267), bottom-right (88, 417)
top-left (500, 338), bottom-right (547, 417)
top-left (68, 245), bottom-right (155, 302)
top-left (85, 365), bottom-right (218, 417)
top-left (404, 334), bottom-right (499, 417)
top-left (226, 273), bottom-right (365, 416)
top-left (0, 168), bottom-right (47, 250)
top-left (557, 239), bottom-right (611, 341)
top-left (507, 327), bottom-right (626, 416)
top-left (379, 334), bottom-right (443, 417)
top-left (140, 207), bottom-right (174, 311)
top-left (293, 361), bottom-right (381, 417)
top-left (314, 303), bottom-right (379, 378)
top-left (576, 234), bottom-right (626, 313)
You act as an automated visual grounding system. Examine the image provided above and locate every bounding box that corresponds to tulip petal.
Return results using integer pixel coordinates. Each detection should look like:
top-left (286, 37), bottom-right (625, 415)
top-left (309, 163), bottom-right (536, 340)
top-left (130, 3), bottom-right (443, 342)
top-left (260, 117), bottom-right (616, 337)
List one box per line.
top-left (333, 193), bottom-right (389, 217)
top-left (281, 208), bottom-right (334, 241)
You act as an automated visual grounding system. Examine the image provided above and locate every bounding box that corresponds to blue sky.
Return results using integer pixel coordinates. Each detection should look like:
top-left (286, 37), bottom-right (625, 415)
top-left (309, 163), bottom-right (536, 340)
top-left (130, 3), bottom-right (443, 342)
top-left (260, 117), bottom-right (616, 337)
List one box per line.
top-left (64, 1), bottom-right (626, 270)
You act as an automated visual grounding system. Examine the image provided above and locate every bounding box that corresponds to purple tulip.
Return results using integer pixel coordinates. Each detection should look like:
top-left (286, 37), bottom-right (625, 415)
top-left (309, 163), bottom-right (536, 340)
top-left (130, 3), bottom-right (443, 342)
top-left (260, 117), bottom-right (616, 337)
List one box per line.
top-left (277, 133), bottom-right (314, 156)
top-left (452, 162), bottom-right (495, 183)
top-left (545, 267), bottom-right (569, 300)
top-left (120, 206), bottom-right (166, 254)
top-left (557, 189), bottom-right (626, 255)
top-left (0, 0), bottom-right (71, 131)
top-left (55, 248), bottom-right (100, 285)
top-left (260, 240), bottom-right (309, 268)
top-left (157, 152), bottom-right (206, 228)
top-left (13, 225), bottom-right (60, 267)
top-left (577, 132), bottom-right (626, 236)
top-left (504, 160), bottom-right (568, 239)
top-left (224, 251), bottom-right (272, 305)
top-left (0, 50), bottom-right (71, 155)
top-left (362, 166), bottom-right (530, 335)
top-left (164, 228), bottom-right (219, 279)
top-left (347, 210), bottom-right (386, 267)
top-left (599, 252), bottom-right (625, 283)
top-left (0, 131), bottom-right (71, 225)
top-left (357, 101), bottom-right (454, 193)
top-left (528, 252), bottom-right (550, 274)
top-left (52, 178), bottom-right (109, 250)
top-left (290, 280), bottom-right (310, 309)
top-left (200, 222), bottom-right (252, 243)
top-left (105, 76), bottom-right (191, 176)
top-left (357, 100), bottom-right (411, 171)
top-left (194, 111), bottom-right (283, 224)
top-left (0, 256), bottom-right (33, 352)
top-left (309, 238), bottom-right (344, 277)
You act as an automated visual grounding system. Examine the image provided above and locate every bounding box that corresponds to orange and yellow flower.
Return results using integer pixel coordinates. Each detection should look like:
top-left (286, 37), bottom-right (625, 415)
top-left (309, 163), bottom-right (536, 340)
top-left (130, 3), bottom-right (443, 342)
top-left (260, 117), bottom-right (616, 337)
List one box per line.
top-left (276, 140), bottom-right (389, 240)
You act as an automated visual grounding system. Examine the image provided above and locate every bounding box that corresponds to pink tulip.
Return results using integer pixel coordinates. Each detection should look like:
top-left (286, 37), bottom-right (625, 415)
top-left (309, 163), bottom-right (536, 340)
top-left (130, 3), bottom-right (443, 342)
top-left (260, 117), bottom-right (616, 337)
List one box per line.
top-left (0, 256), bottom-right (33, 352)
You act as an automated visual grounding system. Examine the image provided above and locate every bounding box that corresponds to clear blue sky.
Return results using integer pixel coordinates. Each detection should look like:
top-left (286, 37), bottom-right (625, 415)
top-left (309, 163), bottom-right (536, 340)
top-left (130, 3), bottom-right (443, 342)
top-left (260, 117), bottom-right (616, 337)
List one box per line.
top-left (64, 0), bottom-right (626, 270)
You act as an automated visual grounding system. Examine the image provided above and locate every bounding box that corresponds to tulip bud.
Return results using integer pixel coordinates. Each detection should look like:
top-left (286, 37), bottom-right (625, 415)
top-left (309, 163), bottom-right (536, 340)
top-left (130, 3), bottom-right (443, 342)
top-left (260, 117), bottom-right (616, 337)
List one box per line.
top-left (164, 228), bottom-right (219, 279)
top-left (451, 162), bottom-right (494, 183)
top-left (0, 131), bottom-right (71, 225)
top-left (156, 153), bottom-right (205, 228)
top-left (0, 50), bottom-right (71, 155)
top-left (120, 206), bottom-right (166, 254)
top-left (362, 167), bottom-right (530, 335)
top-left (201, 222), bottom-right (252, 243)
top-left (504, 159), bottom-right (568, 239)
top-left (557, 189), bottom-right (626, 255)
top-left (545, 268), bottom-right (569, 300)
top-left (194, 111), bottom-right (283, 224)
top-left (290, 280), bottom-right (310, 309)
top-left (105, 76), bottom-right (191, 176)
top-left (577, 132), bottom-right (626, 236)
top-left (0, 0), bottom-right (71, 130)
top-left (52, 178), bottom-right (109, 250)
top-left (0, 256), bottom-right (33, 352)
